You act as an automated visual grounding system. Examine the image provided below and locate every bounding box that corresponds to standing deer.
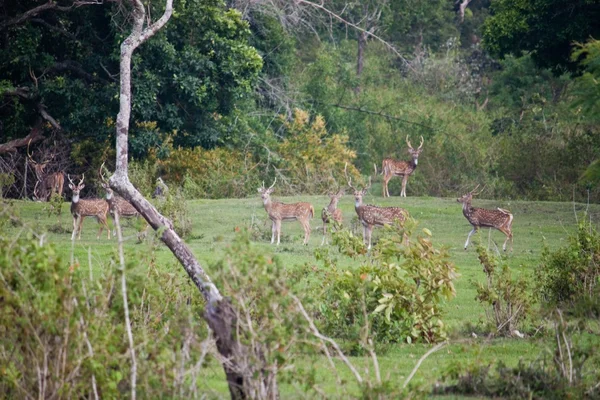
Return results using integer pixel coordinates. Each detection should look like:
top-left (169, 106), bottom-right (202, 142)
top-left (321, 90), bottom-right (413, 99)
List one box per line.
top-left (321, 190), bottom-right (344, 245)
top-left (258, 178), bottom-right (314, 245)
top-left (457, 185), bottom-right (514, 251)
top-left (27, 140), bottom-right (64, 201)
top-left (99, 163), bottom-right (148, 238)
top-left (346, 167), bottom-right (408, 250)
top-left (381, 135), bottom-right (424, 198)
top-left (67, 174), bottom-right (110, 240)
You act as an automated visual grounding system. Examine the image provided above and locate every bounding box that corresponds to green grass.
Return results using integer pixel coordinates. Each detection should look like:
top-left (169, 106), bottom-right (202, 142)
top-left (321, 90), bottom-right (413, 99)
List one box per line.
top-left (5, 194), bottom-right (600, 397)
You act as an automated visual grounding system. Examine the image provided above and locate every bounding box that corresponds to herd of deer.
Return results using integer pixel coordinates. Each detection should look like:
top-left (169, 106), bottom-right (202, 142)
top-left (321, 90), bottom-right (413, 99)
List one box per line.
top-left (31, 135), bottom-right (513, 250)
top-left (259, 136), bottom-right (514, 251)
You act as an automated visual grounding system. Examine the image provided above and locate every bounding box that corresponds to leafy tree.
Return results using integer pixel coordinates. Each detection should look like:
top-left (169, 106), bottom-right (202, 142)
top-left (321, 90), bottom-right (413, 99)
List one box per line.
top-left (0, 0), bottom-right (262, 153)
top-left (483, 0), bottom-right (600, 72)
top-left (383, 0), bottom-right (457, 52)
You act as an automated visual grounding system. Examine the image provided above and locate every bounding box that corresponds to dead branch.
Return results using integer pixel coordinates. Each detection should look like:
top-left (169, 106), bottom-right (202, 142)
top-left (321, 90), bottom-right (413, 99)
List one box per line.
top-left (295, 0), bottom-right (415, 72)
top-left (0, 121), bottom-right (44, 155)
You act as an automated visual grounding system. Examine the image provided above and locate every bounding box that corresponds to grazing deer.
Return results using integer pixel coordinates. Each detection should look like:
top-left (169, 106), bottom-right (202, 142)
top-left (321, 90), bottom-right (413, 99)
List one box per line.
top-left (258, 178), bottom-right (314, 245)
top-left (67, 174), bottom-right (110, 240)
top-left (321, 190), bottom-right (344, 245)
top-left (381, 135), bottom-right (424, 198)
top-left (27, 140), bottom-right (64, 201)
top-left (99, 163), bottom-right (148, 238)
top-left (457, 185), bottom-right (514, 251)
top-left (346, 166), bottom-right (408, 250)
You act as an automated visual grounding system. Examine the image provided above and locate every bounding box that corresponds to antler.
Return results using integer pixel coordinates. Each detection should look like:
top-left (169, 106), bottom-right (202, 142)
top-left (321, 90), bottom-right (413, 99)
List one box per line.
top-left (27, 139), bottom-right (37, 164)
top-left (470, 184), bottom-right (486, 196)
top-left (406, 135), bottom-right (412, 149)
top-left (98, 161), bottom-right (108, 185)
top-left (67, 174), bottom-right (75, 186)
top-left (418, 136), bottom-right (424, 150)
top-left (344, 162), bottom-right (356, 191)
top-left (364, 175), bottom-right (372, 192)
top-left (268, 177), bottom-right (277, 190)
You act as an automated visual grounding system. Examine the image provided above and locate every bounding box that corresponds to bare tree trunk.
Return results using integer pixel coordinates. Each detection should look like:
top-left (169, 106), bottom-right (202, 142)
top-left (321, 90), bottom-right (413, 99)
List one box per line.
top-left (108, 1), bottom-right (270, 398)
top-left (458, 0), bottom-right (472, 23)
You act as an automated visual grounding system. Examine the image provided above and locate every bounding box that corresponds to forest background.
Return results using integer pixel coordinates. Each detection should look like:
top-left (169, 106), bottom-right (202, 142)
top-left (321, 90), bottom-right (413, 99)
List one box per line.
top-left (1, 0), bottom-right (600, 201)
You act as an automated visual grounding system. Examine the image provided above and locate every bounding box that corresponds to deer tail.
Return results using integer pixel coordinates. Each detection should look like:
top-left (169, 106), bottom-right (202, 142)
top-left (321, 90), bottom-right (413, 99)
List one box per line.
top-left (310, 205), bottom-right (314, 219)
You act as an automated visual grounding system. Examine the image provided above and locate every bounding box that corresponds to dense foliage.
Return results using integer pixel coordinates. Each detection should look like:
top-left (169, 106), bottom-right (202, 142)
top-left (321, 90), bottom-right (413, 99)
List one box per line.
top-left (313, 220), bottom-right (458, 349)
top-left (536, 220), bottom-right (600, 316)
top-left (1, 0), bottom-right (599, 201)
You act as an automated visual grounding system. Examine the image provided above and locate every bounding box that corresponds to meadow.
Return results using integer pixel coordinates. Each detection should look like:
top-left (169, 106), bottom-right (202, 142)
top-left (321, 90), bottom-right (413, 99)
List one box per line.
top-left (4, 184), bottom-right (600, 397)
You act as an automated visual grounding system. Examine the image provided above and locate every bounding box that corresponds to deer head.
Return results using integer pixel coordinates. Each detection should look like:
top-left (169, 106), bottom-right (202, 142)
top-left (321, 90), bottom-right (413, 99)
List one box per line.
top-left (345, 163), bottom-right (371, 207)
top-left (98, 161), bottom-right (114, 200)
top-left (406, 135), bottom-right (424, 165)
top-left (27, 139), bottom-right (53, 179)
top-left (257, 178), bottom-right (277, 203)
top-left (68, 174), bottom-right (85, 201)
top-left (457, 184), bottom-right (485, 204)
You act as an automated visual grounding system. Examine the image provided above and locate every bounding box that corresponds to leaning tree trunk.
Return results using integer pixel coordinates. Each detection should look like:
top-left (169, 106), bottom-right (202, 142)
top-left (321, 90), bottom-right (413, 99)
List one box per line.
top-left (108, 1), bottom-right (273, 398)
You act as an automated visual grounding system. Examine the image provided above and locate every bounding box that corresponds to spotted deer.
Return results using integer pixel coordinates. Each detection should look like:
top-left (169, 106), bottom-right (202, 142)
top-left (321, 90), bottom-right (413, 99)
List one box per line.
top-left (258, 178), bottom-right (314, 245)
top-left (321, 190), bottom-right (344, 245)
top-left (27, 140), bottom-right (64, 201)
top-left (381, 135), bottom-right (424, 198)
top-left (99, 163), bottom-right (148, 238)
top-left (346, 166), bottom-right (408, 250)
top-left (67, 174), bottom-right (110, 240)
top-left (458, 185), bottom-right (514, 251)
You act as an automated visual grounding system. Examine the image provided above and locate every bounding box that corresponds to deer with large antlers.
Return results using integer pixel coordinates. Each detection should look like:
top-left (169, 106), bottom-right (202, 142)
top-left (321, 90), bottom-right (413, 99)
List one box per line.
top-left (321, 190), bottom-right (344, 245)
top-left (258, 178), bottom-right (314, 245)
top-left (27, 140), bottom-right (64, 201)
top-left (346, 166), bottom-right (408, 250)
top-left (381, 135), bottom-right (424, 198)
top-left (458, 185), bottom-right (514, 251)
top-left (99, 163), bottom-right (148, 238)
top-left (67, 174), bottom-right (110, 240)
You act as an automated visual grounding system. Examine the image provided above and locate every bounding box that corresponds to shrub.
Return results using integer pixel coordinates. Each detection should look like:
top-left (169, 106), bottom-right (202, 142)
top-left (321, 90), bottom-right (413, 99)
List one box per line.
top-left (317, 220), bottom-right (458, 347)
top-left (473, 245), bottom-right (532, 336)
top-left (0, 216), bottom-right (209, 398)
top-left (437, 311), bottom-right (599, 399)
top-left (535, 220), bottom-right (600, 316)
top-left (158, 144), bottom-right (260, 199)
top-left (274, 108), bottom-right (359, 194)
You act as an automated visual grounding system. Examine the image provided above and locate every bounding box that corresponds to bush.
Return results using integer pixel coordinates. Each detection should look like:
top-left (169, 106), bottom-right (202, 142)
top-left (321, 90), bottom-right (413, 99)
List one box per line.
top-left (316, 220), bottom-right (458, 348)
top-left (536, 220), bottom-right (600, 316)
top-left (0, 216), bottom-right (209, 398)
top-left (473, 245), bottom-right (532, 336)
top-left (437, 312), bottom-right (599, 399)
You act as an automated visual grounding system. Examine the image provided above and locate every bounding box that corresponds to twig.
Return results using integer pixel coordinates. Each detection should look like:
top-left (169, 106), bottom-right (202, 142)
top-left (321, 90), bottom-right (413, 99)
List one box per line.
top-left (114, 211), bottom-right (137, 399)
top-left (403, 342), bottom-right (447, 389)
top-left (290, 293), bottom-right (363, 384)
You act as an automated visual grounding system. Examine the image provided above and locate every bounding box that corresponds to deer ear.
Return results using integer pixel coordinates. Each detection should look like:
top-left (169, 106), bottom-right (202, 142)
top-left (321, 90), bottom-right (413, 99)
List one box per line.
top-left (68, 184), bottom-right (75, 190)
top-left (257, 188), bottom-right (262, 193)
top-left (80, 184), bottom-right (85, 190)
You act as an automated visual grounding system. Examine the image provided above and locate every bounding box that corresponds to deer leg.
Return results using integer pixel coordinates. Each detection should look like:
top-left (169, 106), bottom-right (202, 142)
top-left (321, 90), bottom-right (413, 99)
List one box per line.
top-left (401, 175), bottom-right (408, 197)
top-left (275, 220), bottom-right (282, 246)
top-left (103, 216), bottom-right (110, 240)
top-left (366, 225), bottom-right (373, 250)
top-left (322, 222), bottom-right (327, 246)
top-left (77, 216), bottom-right (85, 240)
top-left (498, 227), bottom-right (512, 252)
top-left (71, 216), bottom-right (78, 240)
top-left (270, 221), bottom-right (276, 244)
top-left (302, 220), bottom-right (310, 245)
top-left (464, 227), bottom-right (477, 250)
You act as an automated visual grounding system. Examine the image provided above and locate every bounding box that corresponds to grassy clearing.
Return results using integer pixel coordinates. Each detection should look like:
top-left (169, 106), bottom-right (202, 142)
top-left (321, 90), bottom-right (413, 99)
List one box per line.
top-left (5, 192), bottom-right (600, 396)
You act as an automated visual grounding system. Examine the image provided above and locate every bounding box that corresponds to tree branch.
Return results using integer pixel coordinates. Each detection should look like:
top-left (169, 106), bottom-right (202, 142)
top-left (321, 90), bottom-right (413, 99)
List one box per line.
top-left (108, 0), bottom-right (263, 397)
top-left (295, 0), bottom-right (415, 72)
top-left (0, 1), bottom-right (74, 30)
top-left (0, 120), bottom-right (44, 155)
